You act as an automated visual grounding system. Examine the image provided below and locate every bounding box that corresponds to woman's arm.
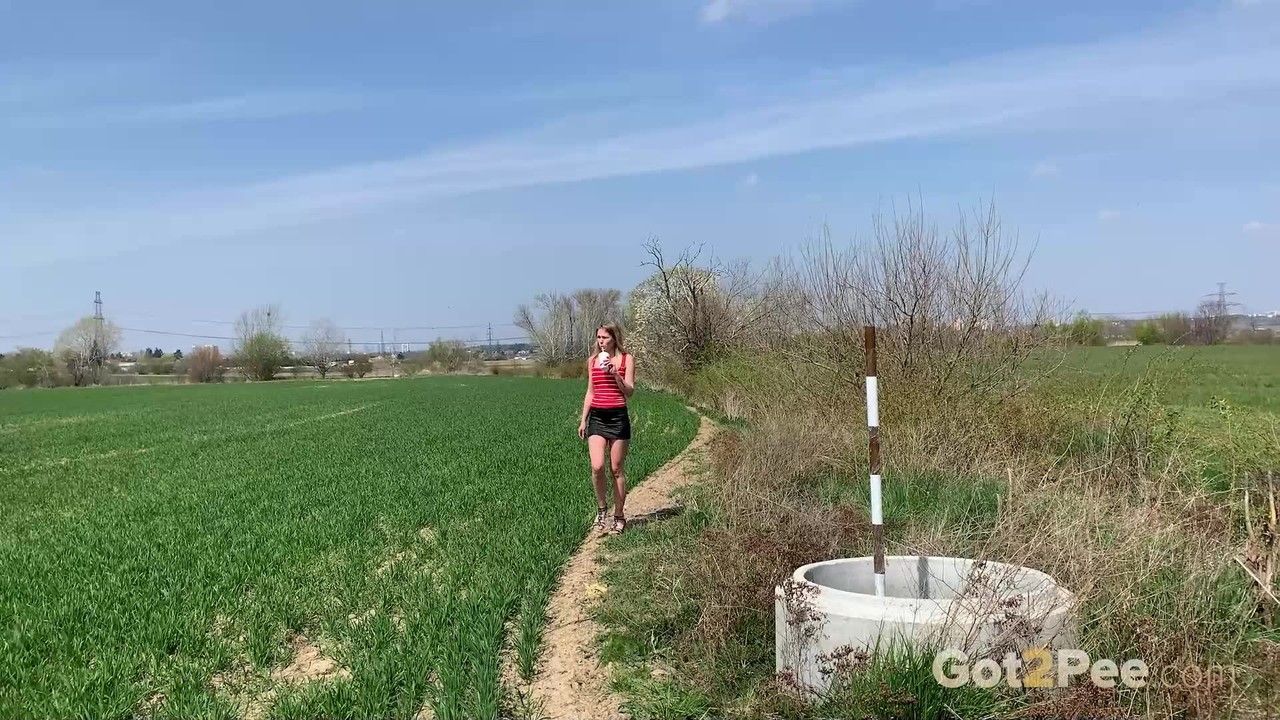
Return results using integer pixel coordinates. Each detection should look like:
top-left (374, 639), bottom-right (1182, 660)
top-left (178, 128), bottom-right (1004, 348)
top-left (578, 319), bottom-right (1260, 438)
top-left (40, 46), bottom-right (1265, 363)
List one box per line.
top-left (615, 354), bottom-right (636, 398)
top-left (579, 359), bottom-right (593, 437)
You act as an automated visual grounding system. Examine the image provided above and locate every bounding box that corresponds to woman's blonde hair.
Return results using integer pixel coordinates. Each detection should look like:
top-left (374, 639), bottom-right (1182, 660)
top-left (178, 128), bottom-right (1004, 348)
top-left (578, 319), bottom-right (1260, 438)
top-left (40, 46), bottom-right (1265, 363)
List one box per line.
top-left (597, 323), bottom-right (625, 353)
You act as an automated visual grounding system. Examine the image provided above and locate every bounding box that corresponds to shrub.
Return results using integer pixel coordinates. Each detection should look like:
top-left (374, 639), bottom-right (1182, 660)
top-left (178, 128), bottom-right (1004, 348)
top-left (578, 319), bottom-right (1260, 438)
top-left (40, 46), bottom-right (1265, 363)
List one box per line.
top-left (1156, 312), bottom-right (1193, 345)
top-left (1135, 320), bottom-right (1164, 345)
top-left (628, 239), bottom-right (785, 381)
top-left (352, 354), bottom-right (372, 378)
top-left (233, 305), bottom-right (289, 381)
top-left (1065, 311), bottom-right (1104, 346)
top-left (187, 347), bottom-right (225, 383)
top-left (136, 355), bottom-right (177, 375)
top-left (417, 340), bottom-right (479, 373)
top-left (0, 348), bottom-right (64, 388)
top-left (236, 333), bottom-right (288, 381)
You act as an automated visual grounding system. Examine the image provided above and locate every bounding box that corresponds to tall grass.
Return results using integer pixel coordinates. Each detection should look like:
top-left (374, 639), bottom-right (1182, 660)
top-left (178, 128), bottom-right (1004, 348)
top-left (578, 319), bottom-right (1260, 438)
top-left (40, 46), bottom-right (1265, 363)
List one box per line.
top-left (597, 343), bottom-right (1280, 717)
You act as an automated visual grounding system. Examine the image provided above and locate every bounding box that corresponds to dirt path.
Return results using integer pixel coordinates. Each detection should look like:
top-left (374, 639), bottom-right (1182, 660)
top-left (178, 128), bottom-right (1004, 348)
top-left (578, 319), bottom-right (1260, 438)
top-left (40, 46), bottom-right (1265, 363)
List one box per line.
top-left (520, 413), bottom-right (718, 720)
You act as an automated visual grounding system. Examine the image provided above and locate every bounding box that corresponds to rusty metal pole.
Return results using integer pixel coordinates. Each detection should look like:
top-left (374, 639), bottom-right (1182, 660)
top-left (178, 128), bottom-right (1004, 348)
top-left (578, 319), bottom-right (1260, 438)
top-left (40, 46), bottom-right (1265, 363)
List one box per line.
top-left (865, 325), bottom-right (885, 597)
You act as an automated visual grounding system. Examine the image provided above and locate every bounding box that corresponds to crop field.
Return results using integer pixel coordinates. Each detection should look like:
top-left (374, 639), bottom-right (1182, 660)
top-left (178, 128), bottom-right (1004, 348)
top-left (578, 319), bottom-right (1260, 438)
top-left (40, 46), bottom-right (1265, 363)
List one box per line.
top-left (0, 377), bottom-right (699, 719)
top-left (1033, 344), bottom-right (1280, 413)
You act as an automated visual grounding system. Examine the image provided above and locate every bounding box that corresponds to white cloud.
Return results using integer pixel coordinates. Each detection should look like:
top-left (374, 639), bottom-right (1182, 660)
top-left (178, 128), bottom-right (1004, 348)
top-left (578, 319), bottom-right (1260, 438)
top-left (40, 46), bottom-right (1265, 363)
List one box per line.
top-left (1243, 220), bottom-right (1277, 235)
top-left (6, 7), bottom-right (1279, 267)
top-left (1098, 209), bottom-right (1122, 222)
top-left (1031, 160), bottom-right (1060, 178)
top-left (701, 0), bottom-right (738, 23)
top-left (740, 172), bottom-right (760, 187)
top-left (700, 0), bottom-right (843, 25)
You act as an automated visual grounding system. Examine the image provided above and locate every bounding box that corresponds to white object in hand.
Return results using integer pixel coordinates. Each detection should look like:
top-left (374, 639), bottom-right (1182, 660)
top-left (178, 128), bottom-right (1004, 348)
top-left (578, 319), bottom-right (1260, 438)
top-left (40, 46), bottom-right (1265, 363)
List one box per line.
top-left (597, 351), bottom-right (610, 368)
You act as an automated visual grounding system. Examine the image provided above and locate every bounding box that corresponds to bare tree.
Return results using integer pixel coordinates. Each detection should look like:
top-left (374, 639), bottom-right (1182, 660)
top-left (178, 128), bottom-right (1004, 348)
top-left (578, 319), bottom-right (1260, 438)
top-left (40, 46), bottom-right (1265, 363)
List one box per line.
top-left (235, 304), bottom-right (282, 342)
top-left (515, 289), bottom-right (622, 365)
top-left (55, 316), bottom-right (121, 386)
top-left (302, 319), bottom-right (344, 378)
top-left (516, 294), bottom-right (570, 364)
top-left (790, 199), bottom-right (1052, 400)
top-left (234, 305), bottom-right (289, 381)
top-left (1193, 300), bottom-right (1231, 345)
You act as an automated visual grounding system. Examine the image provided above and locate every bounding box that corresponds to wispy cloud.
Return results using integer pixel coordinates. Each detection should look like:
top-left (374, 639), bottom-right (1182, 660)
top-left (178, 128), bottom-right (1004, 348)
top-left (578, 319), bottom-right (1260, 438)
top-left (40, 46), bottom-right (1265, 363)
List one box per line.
top-left (9, 91), bottom-right (363, 128)
top-left (6, 7), bottom-right (1279, 267)
top-left (1098, 209), bottom-right (1122, 222)
top-left (1031, 160), bottom-right (1060, 178)
top-left (740, 172), bottom-right (760, 188)
top-left (118, 92), bottom-right (362, 123)
top-left (700, 0), bottom-right (846, 25)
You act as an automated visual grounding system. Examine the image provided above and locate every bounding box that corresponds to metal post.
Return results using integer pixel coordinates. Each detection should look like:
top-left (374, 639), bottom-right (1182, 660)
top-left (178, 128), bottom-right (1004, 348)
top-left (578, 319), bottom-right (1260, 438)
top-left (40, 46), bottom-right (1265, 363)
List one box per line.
top-left (865, 325), bottom-right (885, 597)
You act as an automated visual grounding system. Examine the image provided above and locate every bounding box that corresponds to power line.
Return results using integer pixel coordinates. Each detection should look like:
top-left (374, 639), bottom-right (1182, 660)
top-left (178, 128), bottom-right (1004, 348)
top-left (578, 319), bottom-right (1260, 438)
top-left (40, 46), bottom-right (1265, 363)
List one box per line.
top-left (4, 308), bottom-right (523, 347)
top-left (112, 310), bottom-right (517, 332)
top-left (115, 326), bottom-right (529, 348)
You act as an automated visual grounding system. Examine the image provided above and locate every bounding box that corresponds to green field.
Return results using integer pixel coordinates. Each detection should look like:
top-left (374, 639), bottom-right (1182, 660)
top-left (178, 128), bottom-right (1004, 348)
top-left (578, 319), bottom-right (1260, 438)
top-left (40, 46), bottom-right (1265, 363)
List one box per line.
top-left (0, 377), bottom-right (698, 719)
top-left (1034, 344), bottom-right (1280, 413)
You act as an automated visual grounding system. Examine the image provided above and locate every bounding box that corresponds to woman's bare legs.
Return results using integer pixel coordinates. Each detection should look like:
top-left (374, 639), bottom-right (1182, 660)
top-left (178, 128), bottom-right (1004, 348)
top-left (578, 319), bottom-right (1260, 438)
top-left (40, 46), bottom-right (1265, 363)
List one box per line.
top-left (609, 439), bottom-right (629, 522)
top-left (588, 435), bottom-right (609, 511)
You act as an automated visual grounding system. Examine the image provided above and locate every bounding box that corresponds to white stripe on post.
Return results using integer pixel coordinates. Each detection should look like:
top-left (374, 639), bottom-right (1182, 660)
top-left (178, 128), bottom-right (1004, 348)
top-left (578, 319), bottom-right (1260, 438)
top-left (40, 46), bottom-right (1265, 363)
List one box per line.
top-left (865, 376), bottom-right (879, 429)
top-left (869, 473), bottom-right (883, 525)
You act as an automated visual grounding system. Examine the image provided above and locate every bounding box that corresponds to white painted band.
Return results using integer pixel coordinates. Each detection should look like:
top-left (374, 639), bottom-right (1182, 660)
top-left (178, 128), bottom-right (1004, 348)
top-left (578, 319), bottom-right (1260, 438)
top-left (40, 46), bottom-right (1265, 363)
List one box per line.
top-left (869, 473), bottom-right (883, 524)
top-left (874, 573), bottom-right (886, 597)
top-left (865, 376), bottom-right (879, 428)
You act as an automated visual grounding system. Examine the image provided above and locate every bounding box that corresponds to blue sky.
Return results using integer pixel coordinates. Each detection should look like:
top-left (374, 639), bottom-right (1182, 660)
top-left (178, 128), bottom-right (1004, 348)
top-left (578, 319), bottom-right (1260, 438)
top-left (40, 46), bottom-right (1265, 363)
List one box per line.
top-left (3, 0), bottom-right (1278, 352)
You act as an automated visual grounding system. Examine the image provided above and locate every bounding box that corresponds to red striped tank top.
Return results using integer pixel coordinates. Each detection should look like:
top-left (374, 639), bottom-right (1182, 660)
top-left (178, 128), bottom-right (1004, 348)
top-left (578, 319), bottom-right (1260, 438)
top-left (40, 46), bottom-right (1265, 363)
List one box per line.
top-left (589, 354), bottom-right (628, 409)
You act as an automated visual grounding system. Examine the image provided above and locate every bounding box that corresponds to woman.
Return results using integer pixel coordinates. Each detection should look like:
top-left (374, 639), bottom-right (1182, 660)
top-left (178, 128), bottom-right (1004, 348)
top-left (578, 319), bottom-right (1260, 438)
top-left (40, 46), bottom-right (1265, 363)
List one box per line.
top-left (578, 323), bottom-right (636, 534)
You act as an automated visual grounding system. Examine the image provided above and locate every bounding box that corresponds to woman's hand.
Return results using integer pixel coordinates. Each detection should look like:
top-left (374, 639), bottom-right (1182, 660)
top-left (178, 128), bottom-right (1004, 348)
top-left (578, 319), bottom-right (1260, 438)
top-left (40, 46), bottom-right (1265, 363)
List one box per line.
top-left (578, 419), bottom-right (587, 440)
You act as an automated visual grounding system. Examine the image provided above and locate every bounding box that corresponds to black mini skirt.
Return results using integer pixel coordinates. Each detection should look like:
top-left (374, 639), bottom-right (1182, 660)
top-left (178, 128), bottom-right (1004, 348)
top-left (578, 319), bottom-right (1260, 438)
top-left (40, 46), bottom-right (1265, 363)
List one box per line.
top-left (587, 406), bottom-right (631, 440)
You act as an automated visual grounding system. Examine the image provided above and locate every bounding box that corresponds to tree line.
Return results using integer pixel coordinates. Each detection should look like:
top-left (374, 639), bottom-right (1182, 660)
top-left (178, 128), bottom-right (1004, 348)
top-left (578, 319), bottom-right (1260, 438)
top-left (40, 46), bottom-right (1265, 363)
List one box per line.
top-left (0, 308), bottom-right (379, 389)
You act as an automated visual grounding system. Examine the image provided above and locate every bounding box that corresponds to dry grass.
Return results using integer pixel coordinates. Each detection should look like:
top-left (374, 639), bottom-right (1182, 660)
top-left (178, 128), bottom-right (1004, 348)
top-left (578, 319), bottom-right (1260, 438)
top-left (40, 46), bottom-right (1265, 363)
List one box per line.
top-left (603, 203), bottom-right (1277, 717)
top-left (599, 346), bottom-right (1279, 718)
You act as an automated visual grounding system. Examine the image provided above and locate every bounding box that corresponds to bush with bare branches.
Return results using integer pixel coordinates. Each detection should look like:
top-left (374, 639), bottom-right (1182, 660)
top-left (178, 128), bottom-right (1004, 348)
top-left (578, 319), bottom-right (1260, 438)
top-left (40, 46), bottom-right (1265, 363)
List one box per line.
top-left (1194, 300), bottom-right (1232, 345)
top-left (628, 238), bottom-right (787, 384)
top-left (233, 305), bottom-right (289, 381)
top-left (788, 200), bottom-right (1053, 406)
top-left (302, 319), bottom-right (344, 378)
top-left (186, 346), bottom-right (225, 383)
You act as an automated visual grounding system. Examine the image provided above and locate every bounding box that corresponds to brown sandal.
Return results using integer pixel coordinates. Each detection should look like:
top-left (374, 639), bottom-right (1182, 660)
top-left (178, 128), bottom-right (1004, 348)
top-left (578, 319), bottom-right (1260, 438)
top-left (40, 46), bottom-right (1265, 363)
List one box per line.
top-left (610, 515), bottom-right (626, 535)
